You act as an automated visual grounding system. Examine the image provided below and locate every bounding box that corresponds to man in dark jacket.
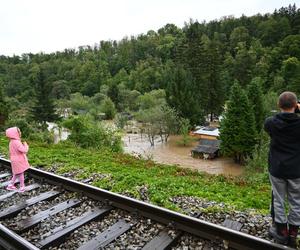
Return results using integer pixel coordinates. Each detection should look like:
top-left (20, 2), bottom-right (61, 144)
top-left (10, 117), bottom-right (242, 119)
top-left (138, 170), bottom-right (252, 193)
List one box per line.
top-left (264, 91), bottom-right (300, 246)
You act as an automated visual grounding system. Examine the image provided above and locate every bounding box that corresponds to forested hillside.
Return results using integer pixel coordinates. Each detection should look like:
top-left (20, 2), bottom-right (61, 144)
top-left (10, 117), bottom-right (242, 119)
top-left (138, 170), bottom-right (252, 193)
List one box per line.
top-left (0, 4), bottom-right (299, 128)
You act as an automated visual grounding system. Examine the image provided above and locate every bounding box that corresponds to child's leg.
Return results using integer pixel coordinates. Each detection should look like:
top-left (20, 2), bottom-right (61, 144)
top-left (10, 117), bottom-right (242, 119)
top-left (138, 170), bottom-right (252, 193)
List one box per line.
top-left (10, 174), bottom-right (18, 186)
top-left (6, 174), bottom-right (18, 190)
top-left (19, 172), bottom-right (25, 188)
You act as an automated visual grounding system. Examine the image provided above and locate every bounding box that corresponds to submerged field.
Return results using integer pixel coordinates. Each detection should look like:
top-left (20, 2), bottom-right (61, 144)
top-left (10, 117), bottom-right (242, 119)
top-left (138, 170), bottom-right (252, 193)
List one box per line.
top-left (123, 133), bottom-right (243, 176)
top-left (0, 136), bottom-right (270, 213)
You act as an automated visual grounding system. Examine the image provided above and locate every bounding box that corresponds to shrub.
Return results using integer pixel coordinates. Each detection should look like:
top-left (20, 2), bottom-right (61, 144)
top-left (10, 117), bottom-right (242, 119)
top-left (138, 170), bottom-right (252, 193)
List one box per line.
top-left (28, 130), bottom-right (54, 144)
top-left (4, 117), bottom-right (54, 144)
top-left (115, 113), bottom-right (129, 129)
top-left (246, 131), bottom-right (269, 171)
top-left (62, 115), bottom-right (122, 152)
top-left (100, 97), bottom-right (116, 120)
top-left (4, 117), bottom-right (34, 138)
top-left (176, 118), bottom-right (194, 146)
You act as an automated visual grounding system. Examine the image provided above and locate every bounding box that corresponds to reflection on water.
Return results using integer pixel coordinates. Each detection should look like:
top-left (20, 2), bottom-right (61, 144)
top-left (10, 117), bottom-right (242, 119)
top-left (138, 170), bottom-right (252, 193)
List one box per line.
top-left (123, 134), bottom-right (243, 176)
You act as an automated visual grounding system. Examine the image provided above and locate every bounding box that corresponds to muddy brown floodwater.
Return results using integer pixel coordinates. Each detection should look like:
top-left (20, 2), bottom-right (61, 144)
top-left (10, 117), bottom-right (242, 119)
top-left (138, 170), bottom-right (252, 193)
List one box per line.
top-left (123, 134), bottom-right (243, 176)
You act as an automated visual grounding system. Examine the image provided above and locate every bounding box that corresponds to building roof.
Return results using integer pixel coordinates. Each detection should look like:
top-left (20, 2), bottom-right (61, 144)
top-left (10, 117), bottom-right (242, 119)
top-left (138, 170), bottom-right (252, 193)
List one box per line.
top-left (193, 127), bottom-right (219, 137)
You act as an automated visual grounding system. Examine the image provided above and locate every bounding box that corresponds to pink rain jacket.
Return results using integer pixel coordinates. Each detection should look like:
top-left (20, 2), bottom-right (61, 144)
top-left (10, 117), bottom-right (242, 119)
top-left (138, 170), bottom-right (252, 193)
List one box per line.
top-left (5, 127), bottom-right (30, 175)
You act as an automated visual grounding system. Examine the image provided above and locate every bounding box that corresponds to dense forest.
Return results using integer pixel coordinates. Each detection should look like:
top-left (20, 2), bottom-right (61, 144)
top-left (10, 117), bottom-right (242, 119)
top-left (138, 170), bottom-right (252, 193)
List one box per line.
top-left (0, 4), bottom-right (300, 163)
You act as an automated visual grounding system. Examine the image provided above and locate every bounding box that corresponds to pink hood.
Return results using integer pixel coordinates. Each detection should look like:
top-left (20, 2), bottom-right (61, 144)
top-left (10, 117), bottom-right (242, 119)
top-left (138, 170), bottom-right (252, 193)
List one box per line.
top-left (6, 127), bottom-right (20, 140)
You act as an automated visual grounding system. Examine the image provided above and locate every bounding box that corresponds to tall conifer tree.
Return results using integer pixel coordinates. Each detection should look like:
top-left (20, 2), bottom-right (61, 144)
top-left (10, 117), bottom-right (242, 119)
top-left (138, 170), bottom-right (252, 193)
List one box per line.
top-left (247, 77), bottom-right (265, 133)
top-left (175, 22), bottom-right (207, 123)
top-left (220, 82), bottom-right (257, 163)
top-left (31, 67), bottom-right (59, 124)
top-left (166, 64), bottom-right (204, 125)
top-left (202, 37), bottom-right (225, 121)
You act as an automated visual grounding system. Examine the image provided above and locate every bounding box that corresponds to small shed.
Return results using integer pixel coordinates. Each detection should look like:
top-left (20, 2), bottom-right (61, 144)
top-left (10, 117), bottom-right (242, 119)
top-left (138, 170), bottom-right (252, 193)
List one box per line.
top-left (190, 126), bottom-right (219, 140)
top-left (191, 139), bottom-right (221, 159)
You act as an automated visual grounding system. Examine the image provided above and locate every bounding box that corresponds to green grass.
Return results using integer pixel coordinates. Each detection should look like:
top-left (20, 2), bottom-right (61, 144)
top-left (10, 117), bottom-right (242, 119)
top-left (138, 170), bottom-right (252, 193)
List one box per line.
top-left (0, 136), bottom-right (271, 213)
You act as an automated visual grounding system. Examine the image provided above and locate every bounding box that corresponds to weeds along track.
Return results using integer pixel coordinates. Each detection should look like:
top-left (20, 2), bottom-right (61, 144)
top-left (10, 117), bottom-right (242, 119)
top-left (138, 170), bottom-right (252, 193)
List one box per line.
top-left (0, 157), bottom-right (292, 250)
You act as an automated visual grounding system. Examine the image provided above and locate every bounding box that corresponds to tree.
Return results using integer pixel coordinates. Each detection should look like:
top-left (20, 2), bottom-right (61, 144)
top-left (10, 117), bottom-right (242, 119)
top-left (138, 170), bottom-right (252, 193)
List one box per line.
top-left (219, 82), bottom-right (257, 164)
top-left (229, 26), bottom-right (251, 51)
top-left (264, 91), bottom-right (279, 117)
top-left (62, 115), bottom-right (122, 152)
top-left (68, 92), bottom-right (93, 114)
top-left (51, 80), bottom-right (71, 99)
top-left (157, 105), bottom-right (179, 142)
top-left (233, 42), bottom-right (256, 86)
top-left (100, 97), bottom-right (116, 120)
top-left (166, 63), bottom-right (204, 126)
top-left (281, 57), bottom-right (300, 94)
top-left (107, 82), bottom-right (120, 109)
top-left (280, 35), bottom-right (300, 59)
top-left (202, 37), bottom-right (225, 121)
top-left (30, 67), bottom-right (59, 124)
top-left (137, 104), bottom-right (178, 146)
top-left (272, 75), bottom-right (285, 93)
top-left (247, 77), bottom-right (265, 133)
top-left (138, 89), bottom-right (166, 110)
top-left (0, 81), bottom-right (8, 126)
top-left (177, 118), bottom-right (193, 146)
top-left (128, 57), bottom-right (164, 93)
top-left (174, 21), bottom-right (209, 117)
top-left (258, 17), bottom-right (291, 46)
top-left (137, 107), bottom-right (160, 146)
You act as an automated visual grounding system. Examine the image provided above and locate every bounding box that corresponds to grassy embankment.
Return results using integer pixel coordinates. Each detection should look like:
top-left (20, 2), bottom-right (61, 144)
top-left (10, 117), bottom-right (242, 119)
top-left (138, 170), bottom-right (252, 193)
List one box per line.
top-left (0, 136), bottom-right (270, 214)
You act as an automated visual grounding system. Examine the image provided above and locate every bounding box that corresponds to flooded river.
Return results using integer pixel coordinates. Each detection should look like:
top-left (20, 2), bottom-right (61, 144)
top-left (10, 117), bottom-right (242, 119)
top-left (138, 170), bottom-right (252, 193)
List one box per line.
top-left (47, 121), bottom-right (242, 176)
top-left (123, 134), bottom-right (243, 176)
top-left (47, 122), bottom-right (70, 144)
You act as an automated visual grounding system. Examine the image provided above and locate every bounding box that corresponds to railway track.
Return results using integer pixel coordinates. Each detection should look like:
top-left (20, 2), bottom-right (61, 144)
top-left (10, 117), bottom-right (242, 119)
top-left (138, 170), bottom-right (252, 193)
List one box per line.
top-left (0, 157), bottom-right (293, 250)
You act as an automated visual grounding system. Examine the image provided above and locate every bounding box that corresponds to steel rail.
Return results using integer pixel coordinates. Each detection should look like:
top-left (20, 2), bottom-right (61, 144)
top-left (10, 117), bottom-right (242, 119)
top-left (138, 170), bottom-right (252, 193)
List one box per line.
top-left (0, 223), bottom-right (39, 250)
top-left (0, 157), bottom-right (293, 250)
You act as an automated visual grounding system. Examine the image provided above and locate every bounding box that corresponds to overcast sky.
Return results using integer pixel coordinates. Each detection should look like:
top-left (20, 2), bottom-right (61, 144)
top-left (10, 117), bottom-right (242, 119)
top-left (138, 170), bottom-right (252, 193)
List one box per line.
top-left (0, 0), bottom-right (297, 56)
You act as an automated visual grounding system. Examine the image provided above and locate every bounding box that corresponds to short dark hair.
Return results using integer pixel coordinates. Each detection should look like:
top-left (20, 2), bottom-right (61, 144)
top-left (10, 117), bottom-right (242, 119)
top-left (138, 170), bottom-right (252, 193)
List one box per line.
top-left (278, 91), bottom-right (297, 110)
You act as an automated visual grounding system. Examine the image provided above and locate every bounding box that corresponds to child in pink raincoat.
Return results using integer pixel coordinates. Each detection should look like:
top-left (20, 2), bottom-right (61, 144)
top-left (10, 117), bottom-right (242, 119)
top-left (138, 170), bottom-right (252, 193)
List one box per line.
top-left (5, 127), bottom-right (30, 192)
